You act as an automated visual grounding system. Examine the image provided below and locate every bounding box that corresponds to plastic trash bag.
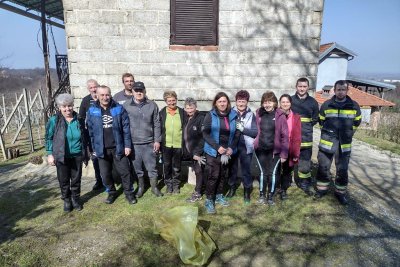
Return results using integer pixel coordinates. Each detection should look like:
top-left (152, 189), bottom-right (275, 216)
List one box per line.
top-left (154, 206), bottom-right (216, 265)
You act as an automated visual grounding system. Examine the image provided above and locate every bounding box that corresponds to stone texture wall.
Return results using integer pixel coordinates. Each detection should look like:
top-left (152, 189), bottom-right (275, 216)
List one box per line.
top-left (63, 0), bottom-right (324, 108)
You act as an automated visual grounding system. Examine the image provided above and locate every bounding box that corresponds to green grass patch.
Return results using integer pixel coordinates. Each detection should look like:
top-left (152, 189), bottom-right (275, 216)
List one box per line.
top-left (354, 129), bottom-right (400, 155)
top-left (0, 179), bottom-right (398, 266)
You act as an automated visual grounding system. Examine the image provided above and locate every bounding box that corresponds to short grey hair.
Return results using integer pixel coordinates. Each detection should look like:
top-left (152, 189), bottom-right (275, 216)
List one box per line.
top-left (86, 79), bottom-right (99, 87)
top-left (184, 97), bottom-right (197, 107)
top-left (56, 93), bottom-right (74, 107)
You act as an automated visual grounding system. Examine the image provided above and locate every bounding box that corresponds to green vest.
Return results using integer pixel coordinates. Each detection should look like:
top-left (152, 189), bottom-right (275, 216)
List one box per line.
top-left (165, 112), bottom-right (182, 148)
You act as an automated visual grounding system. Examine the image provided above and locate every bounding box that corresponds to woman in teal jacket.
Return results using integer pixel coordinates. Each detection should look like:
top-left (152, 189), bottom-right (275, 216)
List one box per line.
top-left (46, 93), bottom-right (88, 212)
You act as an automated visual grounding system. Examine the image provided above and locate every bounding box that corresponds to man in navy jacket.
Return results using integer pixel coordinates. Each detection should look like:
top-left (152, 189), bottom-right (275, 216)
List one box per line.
top-left (86, 85), bottom-right (136, 205)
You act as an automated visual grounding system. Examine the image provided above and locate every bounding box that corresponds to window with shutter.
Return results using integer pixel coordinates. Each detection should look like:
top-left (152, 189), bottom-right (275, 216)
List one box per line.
top-left (171, 0), bottom-right (219, 46)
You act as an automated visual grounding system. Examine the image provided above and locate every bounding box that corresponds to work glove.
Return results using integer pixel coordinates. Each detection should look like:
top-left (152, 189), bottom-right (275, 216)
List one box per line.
top-left (220, 154), bottom-right (231, 165)
top-left (236, 121), bottom-right (244, 132)
top-left (193, 155), bottom-right (206, 166)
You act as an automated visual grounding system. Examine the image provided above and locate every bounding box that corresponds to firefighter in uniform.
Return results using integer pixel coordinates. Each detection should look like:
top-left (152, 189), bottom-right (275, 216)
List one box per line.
top-left (291, 77), bottom-right (319, 195)
top-left (314, 80), bottom-right (361, 205)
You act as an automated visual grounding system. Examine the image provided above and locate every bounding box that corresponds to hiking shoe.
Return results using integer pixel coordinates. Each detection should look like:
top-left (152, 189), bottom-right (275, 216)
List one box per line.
top-left (186, 192), bottom-right (202, 203)
top-left (257, 194), bottom-right (267, 205)
top-left (267, 194), bottom-right (275, 205)
top-left (215, 194), bottom-right (230, 207)
top-left (205, 199), bottom-right (216, 214)
top-left (105, 194), bottom-right (116, 204)
top-left (335, 192), bottom-right (349, 205)
top-left (126, 194), bottom-right (137, 205)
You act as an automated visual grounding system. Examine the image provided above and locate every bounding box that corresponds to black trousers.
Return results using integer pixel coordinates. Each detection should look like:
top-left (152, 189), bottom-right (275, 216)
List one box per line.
top-left (98, 148), bottom-right (133, 196)
top-left (56, 155), bottom-right (83, 199)
top-left (205, 154), bottom-right (227, 199)
top-left (316, 147), bottom-right (351, 193)
top-left (297, 147), bottom-right (312, 180)
top-left (280, 160), bottom-right (294, 191)
top-left (192, 160), bottom-right (206, 194)
top-left (255, 149), bottom-right (281, 194)
top-left (162, 147), bottom-right (182, 189)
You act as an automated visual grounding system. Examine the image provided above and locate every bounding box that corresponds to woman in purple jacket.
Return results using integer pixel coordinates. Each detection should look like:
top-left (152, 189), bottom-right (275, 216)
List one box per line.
top-left (254, 91), bottom-right (289, 205)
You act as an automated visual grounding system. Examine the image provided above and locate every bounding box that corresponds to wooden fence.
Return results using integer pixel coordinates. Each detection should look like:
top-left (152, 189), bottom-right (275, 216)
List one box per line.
top-left (0, 88), bottom-right (45, 160)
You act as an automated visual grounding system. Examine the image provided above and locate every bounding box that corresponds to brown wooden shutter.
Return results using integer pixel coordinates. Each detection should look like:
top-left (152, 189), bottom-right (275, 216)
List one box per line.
top-left (171, 0), bottom-right (218, 46)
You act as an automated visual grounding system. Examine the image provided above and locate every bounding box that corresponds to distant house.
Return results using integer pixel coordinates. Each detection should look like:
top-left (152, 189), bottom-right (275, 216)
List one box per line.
top-left (316, 42), bottom-right (395, 97)
top-left (315, 86), bottom-right (395, 129)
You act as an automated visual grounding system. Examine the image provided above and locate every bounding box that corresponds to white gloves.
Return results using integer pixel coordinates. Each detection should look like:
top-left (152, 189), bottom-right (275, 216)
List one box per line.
top-left (193, 155), bottom-right (206, 166)
top-left (236, 121), bottom-right (244, 132)
top-left (220, 154), bottom-right (231, 165)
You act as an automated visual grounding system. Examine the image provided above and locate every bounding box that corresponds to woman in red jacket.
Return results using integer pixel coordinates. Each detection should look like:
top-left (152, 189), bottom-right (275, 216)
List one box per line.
top-left (279, 94), bottom-right (301, 200)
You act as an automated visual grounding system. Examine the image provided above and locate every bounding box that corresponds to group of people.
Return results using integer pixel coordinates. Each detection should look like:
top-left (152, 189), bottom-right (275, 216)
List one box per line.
top-left (45, 74), bottom-right (361, 214)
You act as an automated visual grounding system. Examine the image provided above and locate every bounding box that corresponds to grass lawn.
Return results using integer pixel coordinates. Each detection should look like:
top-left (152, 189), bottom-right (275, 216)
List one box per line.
top-left (0, 174), bottom-right (397, 266)
top-left (354, 129), bottom-right (400, 155)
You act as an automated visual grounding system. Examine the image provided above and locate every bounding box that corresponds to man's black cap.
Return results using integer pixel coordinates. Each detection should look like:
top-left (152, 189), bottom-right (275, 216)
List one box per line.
top-left (133, 81), bottom-right (145, 90)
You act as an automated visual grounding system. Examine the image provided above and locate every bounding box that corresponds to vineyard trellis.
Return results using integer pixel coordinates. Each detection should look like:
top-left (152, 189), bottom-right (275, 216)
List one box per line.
top-left (0, 88), bottom-right (46, 160)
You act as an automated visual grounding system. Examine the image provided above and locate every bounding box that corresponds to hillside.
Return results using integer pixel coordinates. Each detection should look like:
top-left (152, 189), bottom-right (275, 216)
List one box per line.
top-left (0, 68), bottom-right (59, 101)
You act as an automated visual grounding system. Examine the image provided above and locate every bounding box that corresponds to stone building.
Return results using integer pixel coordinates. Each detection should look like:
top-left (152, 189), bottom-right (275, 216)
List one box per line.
top-left (63, 0), bottom-right (324, 108)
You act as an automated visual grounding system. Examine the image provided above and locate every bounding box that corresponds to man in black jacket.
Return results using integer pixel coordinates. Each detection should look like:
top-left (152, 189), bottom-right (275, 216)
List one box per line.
top-left (78, 79), bottom-right (103, 191)
top-left (315, 80), bottom-right (361, 205)
top-left (291, 77), bottom-right (319, 195)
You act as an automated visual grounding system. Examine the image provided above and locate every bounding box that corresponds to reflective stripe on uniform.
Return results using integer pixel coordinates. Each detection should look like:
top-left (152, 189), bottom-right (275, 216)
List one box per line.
top-left (355, 115), bottom-right (362, 121)
top-left (341, 143), bottom-right (351, 152)
top-left (301, 117), bottom-right (312, 122)
top-left (353, 125), bottom-right (358, 130)
top-left (298, 171), bottom-right (311, 179)
top-left (301, 142), bottom-right (313, 147)
top-left (319, 139), bottom-right (333, 150)
top-left (319, 114), bottom-right (325, 121)
top-left (338, 110), bottom-right (356, 118)
top-left (334, 183), bottom-right (347, 190)
top-left (316, 181), bottom-right (330, 191)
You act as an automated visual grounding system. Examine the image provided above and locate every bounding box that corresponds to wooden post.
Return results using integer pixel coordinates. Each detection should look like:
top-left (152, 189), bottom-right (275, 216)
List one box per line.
top-left (23, 88), bottom-right (34, 152)
top-left (41, 0), bottom-right (52, 124)
top-left (1, 94), bottom-right (6, 133)
top-left (0, 129), bottom-right (6, 160)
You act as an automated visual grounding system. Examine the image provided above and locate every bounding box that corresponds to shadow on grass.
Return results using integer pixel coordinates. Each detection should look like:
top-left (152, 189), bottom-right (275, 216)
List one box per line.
top-left (0, 175), bottom-right (58, 245)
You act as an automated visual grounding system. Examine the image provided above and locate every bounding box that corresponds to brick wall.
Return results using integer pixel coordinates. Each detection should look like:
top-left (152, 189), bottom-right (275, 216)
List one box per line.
top-left (63, 0), bottom-right (323, 108)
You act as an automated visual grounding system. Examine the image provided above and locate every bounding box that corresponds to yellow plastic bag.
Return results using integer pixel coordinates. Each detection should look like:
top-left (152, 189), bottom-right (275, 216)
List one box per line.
top-left (154, 206), bottom-right (216, 265)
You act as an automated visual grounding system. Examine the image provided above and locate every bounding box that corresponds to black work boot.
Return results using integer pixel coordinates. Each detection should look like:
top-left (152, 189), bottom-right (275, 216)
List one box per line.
top-left (71, 197), bottom-right (83, 211)
top-left (63, 198), bottom-right (72, 212)
top-left (150, 178), bottom-right (163, 197)
top-left (136, 177), bottom-right (145, 198)
top-left (105, 193), bottom-right (116, 204)
top-left (226, 186), bottom-right (237, 198)
top-left (313, 190), bottom-right (327, 200)
top-left (280, 190), bottom-right (288, 200)
top-left (243, 188), bottom-right (251, 204)
top-left (126, 193), bottom-right (138, 205)
top-left (335, 192), bottom-right (349, 205)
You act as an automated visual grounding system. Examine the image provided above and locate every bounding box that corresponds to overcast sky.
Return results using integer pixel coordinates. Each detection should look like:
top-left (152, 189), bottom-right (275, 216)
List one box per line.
top-left (0, 0), bottom-right (399, 76)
